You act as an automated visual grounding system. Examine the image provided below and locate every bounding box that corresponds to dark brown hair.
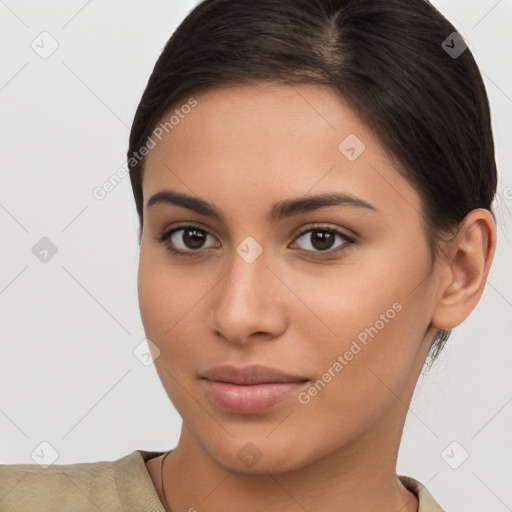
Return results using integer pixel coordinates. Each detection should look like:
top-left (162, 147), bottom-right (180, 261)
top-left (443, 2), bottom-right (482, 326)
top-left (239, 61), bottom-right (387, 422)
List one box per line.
top-left (127, 0), bottom-right (497, 363)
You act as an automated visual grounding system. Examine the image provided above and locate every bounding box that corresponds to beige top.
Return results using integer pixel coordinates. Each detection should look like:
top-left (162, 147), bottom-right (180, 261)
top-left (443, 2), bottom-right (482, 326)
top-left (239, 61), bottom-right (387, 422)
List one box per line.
top-left (0, 449), bottom-right (445, 511)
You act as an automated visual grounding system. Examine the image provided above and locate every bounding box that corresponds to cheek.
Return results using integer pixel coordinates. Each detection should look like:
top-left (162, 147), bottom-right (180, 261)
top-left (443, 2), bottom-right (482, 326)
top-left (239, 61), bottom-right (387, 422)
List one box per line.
top-left (137, 251), bottom-right (211, 413)
top-left (290, 275), bottom-right (416, 385)
top-left (137, 248), bottom-right (203, 350)
top-left (286, 244), bottom-right (432, 406)
top-left (137, 246), bottom-right (226, 383)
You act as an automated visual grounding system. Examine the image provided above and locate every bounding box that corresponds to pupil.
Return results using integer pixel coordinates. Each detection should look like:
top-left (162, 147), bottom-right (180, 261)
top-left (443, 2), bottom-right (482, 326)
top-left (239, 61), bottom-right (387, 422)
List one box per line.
top-left (184, 229), bottom-right (205, 249)
top-left (311, 230), bottom-right (334, 250)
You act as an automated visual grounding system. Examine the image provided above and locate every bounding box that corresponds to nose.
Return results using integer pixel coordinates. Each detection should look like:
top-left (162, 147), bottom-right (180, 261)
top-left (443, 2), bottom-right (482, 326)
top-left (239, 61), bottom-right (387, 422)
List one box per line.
top-left (209, 246), bottom-right (287, 345)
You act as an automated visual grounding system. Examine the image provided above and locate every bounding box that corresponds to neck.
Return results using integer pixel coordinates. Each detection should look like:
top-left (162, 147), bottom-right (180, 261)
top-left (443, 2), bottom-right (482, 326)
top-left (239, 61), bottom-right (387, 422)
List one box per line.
top-left (160, 405), bottom-right (418, 512)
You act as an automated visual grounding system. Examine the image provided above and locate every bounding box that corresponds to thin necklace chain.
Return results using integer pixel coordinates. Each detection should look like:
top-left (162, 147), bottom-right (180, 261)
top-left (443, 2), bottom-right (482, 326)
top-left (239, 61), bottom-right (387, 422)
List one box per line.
top-left (160, 450), bottom-right (173, 512)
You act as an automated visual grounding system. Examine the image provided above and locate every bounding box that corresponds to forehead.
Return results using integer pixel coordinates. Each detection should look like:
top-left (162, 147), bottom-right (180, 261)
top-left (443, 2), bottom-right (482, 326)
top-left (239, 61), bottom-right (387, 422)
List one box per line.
top-left (142, 83), bottom-right (421, 222)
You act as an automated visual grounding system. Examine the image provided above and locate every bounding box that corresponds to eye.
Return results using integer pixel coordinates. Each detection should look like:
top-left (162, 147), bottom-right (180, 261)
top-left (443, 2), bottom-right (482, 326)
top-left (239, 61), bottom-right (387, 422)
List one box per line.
top-left (154, 224), bottom-right (219, 257)
top-left (290, 225), bottom-right (354, 256)
top-left (154, 223), bottom-right (355, 258)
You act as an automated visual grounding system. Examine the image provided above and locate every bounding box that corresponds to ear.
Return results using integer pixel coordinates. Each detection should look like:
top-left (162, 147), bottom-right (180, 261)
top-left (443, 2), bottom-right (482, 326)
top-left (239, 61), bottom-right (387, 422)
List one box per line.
top-left (431, 208), bottom-right (496, 330)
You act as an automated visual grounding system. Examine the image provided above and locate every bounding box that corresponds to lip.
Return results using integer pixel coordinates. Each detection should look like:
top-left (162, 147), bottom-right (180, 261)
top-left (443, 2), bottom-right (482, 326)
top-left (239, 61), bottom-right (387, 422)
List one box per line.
top-left (200, 365), bottom-right (309, 414)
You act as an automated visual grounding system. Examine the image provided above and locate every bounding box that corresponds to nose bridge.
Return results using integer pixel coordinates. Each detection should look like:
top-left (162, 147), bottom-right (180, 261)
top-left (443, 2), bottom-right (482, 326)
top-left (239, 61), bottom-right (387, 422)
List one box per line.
top-left (211, 241), bottom-right (284, 342)
top-left (220, 244), bottom-right (271, 315)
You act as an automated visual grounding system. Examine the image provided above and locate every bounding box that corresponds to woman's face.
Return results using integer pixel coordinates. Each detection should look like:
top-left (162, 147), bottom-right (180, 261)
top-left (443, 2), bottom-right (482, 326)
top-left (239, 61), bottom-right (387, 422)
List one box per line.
top-left (138, 83), bottom-right (439, 473)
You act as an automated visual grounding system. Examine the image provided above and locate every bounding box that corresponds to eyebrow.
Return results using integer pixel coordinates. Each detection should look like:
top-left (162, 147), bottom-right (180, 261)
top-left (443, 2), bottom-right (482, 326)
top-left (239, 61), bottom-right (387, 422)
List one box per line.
top-left (146, 189), bottom-right (377, 221)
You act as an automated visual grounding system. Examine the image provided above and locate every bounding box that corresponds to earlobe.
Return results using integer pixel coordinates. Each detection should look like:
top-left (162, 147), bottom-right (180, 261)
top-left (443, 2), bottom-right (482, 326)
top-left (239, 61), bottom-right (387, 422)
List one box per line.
top-left (431, 208), bottom-right (496, 330)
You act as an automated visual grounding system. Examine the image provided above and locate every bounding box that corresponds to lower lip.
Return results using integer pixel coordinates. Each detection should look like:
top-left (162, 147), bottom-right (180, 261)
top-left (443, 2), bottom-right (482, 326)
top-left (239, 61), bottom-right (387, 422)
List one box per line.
top-left (201, 379), bottom-right (308, 414)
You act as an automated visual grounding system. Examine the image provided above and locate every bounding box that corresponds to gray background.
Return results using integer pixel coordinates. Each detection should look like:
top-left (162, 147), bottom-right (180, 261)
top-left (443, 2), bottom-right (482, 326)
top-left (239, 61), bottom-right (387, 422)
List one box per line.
top-left (1, 1), bottom-right (511, 510)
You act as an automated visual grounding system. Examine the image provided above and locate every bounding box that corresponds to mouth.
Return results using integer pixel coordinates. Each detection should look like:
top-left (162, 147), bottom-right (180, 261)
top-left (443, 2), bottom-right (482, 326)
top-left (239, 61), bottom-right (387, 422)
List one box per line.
top-left (200, 364), bottom-right (309, 414)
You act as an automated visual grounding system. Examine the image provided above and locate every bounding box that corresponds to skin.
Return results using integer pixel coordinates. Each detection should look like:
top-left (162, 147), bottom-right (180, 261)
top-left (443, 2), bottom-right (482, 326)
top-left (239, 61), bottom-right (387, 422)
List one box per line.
top-left (138, 82), bottom-right (496, 512)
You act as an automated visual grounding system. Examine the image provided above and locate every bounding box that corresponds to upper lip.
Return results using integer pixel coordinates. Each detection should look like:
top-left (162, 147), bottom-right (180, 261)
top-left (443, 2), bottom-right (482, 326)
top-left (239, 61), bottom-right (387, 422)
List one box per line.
top-left (201, 365), bottom-right (308, 385)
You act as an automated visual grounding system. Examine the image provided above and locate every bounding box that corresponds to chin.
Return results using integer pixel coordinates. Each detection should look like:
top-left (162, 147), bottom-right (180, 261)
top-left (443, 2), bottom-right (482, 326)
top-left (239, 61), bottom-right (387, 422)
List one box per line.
top-left (198, 433), bottom-right (324, 476)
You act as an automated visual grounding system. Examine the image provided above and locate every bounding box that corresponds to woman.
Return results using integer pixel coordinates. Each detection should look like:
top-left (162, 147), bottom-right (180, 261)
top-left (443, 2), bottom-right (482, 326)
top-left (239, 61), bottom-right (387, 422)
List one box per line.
top-left (0, 0), bottom-right (498, 510)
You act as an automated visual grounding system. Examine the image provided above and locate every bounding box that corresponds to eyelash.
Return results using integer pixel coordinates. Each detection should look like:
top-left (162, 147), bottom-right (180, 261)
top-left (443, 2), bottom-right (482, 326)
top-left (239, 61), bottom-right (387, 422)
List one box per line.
top-left (153, 223), bottom-right (355, 259)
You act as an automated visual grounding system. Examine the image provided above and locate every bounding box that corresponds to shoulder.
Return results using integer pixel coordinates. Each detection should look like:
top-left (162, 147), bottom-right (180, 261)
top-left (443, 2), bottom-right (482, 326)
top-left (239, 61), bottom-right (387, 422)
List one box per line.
top-left (0, 449), bottom-right (165, 512)
top-left (399, 475), bottom-right (447, 512)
